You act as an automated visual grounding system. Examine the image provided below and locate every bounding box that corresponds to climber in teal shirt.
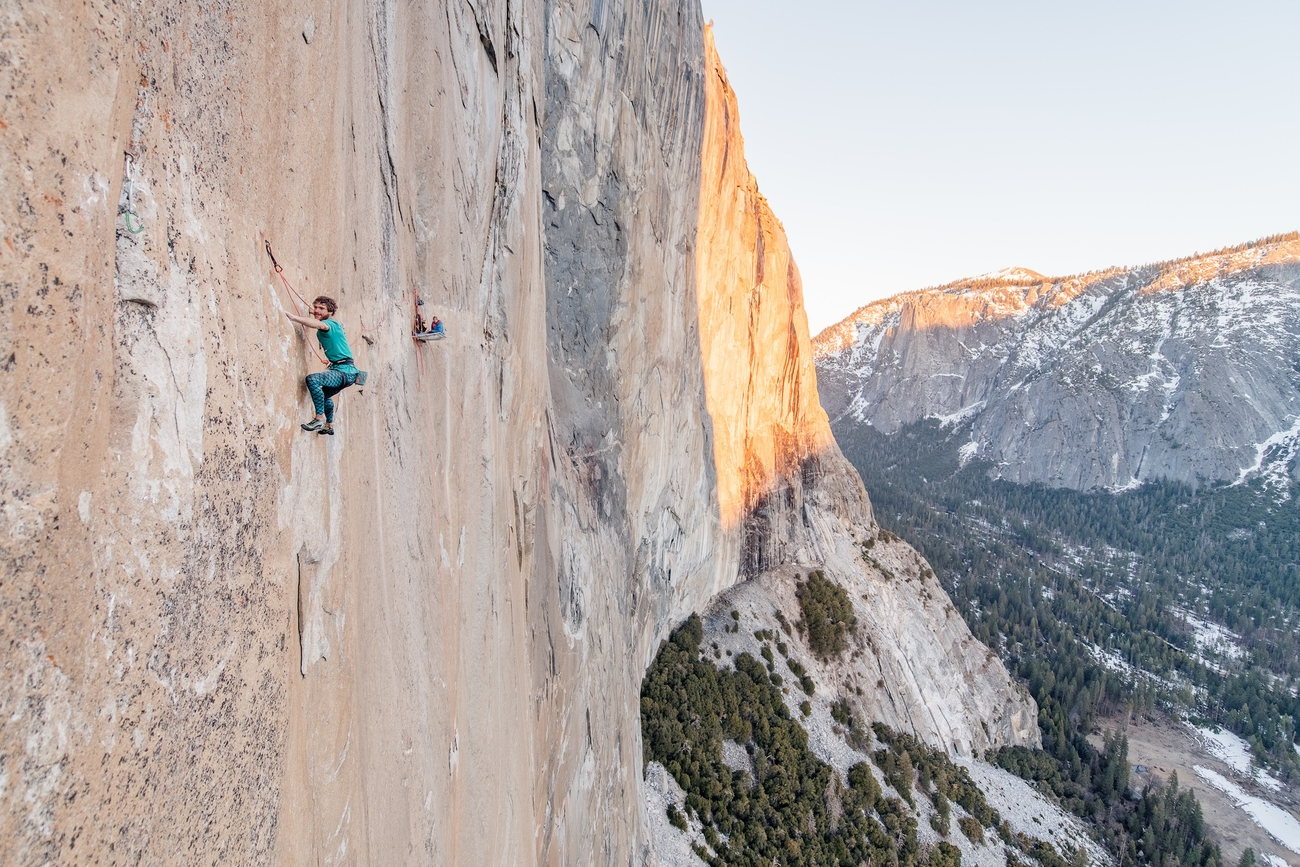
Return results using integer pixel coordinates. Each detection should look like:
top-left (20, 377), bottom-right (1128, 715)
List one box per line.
top-left (285, 296), bottom-right (357, 436)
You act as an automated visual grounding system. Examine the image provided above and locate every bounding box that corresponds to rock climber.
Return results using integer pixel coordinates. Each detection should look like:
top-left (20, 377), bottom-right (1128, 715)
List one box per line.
top-left (412, 295), bottom-right (447, 340)
top-left (286, 296), bottom-right (357, 435)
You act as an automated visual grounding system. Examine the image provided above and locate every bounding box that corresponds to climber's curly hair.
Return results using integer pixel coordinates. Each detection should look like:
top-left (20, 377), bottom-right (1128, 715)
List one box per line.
top-left (312, 296), bottom-right (338, 315)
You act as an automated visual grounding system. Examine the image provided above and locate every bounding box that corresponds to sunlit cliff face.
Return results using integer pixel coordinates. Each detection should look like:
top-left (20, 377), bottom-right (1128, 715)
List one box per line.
top-left (694, 27), bottom-right (835, 529)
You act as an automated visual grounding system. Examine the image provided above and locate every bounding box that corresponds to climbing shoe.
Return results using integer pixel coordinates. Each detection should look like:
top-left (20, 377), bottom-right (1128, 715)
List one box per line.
top-left (318, 424), bottom-right (334, 436)
top-left (301, 419), bottom-right (324, 432)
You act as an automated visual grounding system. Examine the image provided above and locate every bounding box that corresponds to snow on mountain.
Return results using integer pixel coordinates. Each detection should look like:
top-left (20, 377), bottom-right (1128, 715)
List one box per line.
top-left (814, 234), bottom-right (1300, 491)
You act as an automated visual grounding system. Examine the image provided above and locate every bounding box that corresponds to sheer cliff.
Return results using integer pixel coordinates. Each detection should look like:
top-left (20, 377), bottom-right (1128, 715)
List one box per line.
top-left (689, 30), bottom-right (1035, 766)
top-left (815, 236), bottom-right (1300, 491)
top-left (1, 2), bottom-right (1032, 864)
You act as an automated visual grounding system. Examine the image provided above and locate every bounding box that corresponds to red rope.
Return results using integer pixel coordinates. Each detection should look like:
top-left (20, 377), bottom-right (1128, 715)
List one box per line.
top-left (265, 238), bottom-right (328, 365)
top-left (409, 320), bottom-right (462, 840)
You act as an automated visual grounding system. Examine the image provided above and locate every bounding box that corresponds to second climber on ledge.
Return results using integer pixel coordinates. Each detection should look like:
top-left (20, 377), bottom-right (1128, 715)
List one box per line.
top-left (286, 296), bottom-right (358, 436)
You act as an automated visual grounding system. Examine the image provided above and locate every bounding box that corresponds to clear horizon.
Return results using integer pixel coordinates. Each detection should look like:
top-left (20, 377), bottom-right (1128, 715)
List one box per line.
top-left (700, 0), bottom-right (1300, 333)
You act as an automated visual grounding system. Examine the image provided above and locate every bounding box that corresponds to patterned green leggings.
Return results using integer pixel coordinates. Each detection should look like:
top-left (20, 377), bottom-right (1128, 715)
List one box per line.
top-left (305, 370), bottom-right (356, 423)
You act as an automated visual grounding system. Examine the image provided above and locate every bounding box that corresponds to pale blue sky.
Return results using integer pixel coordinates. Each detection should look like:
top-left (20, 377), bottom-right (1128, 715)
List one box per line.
top-left (699, 0), bottom-right (1300, 333)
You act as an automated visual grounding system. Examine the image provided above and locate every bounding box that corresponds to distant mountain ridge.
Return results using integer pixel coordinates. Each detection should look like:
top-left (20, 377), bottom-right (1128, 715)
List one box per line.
top-left (814, 233), bottom-right (1300, 491)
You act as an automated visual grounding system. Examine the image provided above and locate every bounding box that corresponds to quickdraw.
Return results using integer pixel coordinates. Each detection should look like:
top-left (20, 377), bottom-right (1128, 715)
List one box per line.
top-left (264, 239), bottom-right (284, 274)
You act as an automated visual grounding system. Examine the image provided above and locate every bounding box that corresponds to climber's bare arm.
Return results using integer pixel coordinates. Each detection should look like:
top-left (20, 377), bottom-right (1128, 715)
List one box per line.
top-left (285, 311), bottom-right (328, 330)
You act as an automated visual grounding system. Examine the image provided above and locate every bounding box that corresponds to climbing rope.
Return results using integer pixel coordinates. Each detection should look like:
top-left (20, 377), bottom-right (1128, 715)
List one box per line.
top-left (264, 238), bottom-right (328, 365)
top-left (411, 315), bottom-right (460, 838)
top-left (358, 313), bottom-right (378, 345)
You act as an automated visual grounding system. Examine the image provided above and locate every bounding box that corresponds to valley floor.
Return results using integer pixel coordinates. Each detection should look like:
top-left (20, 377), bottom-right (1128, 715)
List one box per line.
top-left (1093, 712), bottom-right (1300, 867)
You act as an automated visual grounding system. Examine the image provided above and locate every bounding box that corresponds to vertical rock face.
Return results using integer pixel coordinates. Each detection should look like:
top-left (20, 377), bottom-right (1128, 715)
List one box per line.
top-left (3, 1), bottom-right (554, 862)
top-left (694, 28), bottom-right (846, 577)
top-left (541, 0), bottom-right (724, 635)
top-left (0, 3), bottom-right (1034, 865)
top-left (538, 2), bottom-right (731, 863)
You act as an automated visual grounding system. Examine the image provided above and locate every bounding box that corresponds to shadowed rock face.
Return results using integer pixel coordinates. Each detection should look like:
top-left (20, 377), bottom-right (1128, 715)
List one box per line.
top-left (816, 239), bottom-right (1300, 491)
top-left (539, 3), bottom-right (731, 862)
top-left (0, 1), bottom-right (1033, 863)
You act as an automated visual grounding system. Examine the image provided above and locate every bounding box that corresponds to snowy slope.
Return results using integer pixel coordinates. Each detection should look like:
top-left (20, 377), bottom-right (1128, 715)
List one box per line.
top-left (814, 235), bottom-right (1300, 491)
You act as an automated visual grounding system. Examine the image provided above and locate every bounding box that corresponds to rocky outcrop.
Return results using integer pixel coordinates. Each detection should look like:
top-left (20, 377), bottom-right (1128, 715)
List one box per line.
top-left (815, 237), bottom-right (1300, 491)
top-left (0, 1), bottom-right (1034, 864)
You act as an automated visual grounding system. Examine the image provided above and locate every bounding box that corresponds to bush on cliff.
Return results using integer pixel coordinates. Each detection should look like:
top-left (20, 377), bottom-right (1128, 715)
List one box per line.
top-left (795, 571), bottom-right (857, 658)
top-left (640, 617), bottom-right (1091, 867)
top-left (642, 615), bottom-right (920, 867)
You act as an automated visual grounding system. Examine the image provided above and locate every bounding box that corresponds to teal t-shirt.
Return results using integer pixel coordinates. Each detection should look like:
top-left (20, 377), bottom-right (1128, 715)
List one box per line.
top-left (316, 319), bottom-right (354, 366)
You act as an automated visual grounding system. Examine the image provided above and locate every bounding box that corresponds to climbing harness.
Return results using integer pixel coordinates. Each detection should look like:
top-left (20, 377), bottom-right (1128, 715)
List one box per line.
top-left (412, 294), bottom-right (447, 342)
top-left (121, 153), bottom-right (144, 235)
top-left (264, 238), bottom-right (329, 365)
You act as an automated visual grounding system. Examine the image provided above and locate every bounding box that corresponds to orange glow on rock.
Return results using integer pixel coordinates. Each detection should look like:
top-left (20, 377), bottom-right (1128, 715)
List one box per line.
top-left (695, 26), bottom-right (835, 529)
